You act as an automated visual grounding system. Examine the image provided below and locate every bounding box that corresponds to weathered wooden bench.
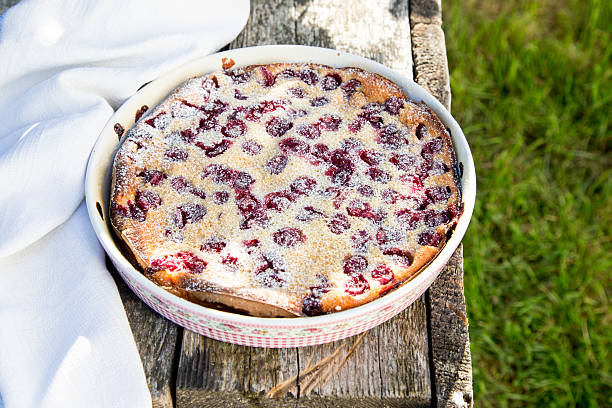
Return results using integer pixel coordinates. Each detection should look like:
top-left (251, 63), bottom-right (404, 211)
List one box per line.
top-left (0, 0), bottom-right (473, 406)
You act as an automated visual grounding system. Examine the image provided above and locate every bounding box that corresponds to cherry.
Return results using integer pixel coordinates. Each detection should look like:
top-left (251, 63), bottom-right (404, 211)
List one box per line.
top-left (382, 248), bottom-right (413, 265)
top-left (297, 123), bottom-right (321, 140)
top-left (366, 167), bottom-right (391, 183)
top-left (346, 200), bottom-right (384, 222)
top-left (114, 123), bottom-right (125, 139)
top-left (203, 164), bottom-right (236, 185)
top-left (201, 238), bottom-right (227, 253)
top-left (180, 128), bottom-right (197, 143)
top-left (164, 147), bottom-right (188, 161)
top-left (135, 190), bottom-right (161, 211)
top-left (378, 124), bottom-right (405, 150)
top-left (278, 69), bottom-right (298, 79)
top-left (310, 96), bottom-right (329, 107)
top-left (273, 227), bottom-right (306, 247)
top-left (357, 185), bottom-right (374, 197)
top-left (290, 176), bottom-right (317, 195)
top-left (265, 191), bottom-right (295, 212)
top-left (381, 188), bottom-right (403, 204)
top-left (137, 169), bottom-right (166, 186)
top-left (423, 209), bottom-right (453, 227)
top-left (296, 206), bottom-right (325, 222)
top-left (198, 115), bottom-right (217, 131)
top-left (145, 111), bottom-right (168, 129)
top-left (221, 119), bottom-right (247, 138)
top-left (348, 119), bottom-right (363, 133)
top-left (213, 191), bottom-right (229, 204)
top-left (415, 123), bottom-right (427, 140)
top-left (421, 138), bottom-right (443, 160)
top-left (359, 150), bottom-right (384, 166)
top-left (345, 274), bottom-right (369, 295)
top-left (287, 87), bottom-right (306, 98)
top-left (134, 105), bottom-right (149, 122)
top-left (242, 139), bottom-right (262, 155)
top-left (328, 213), bottom-right (351, 234)
top-left (150, 251), bottom-right (207, 274)
top-left (376, 227), bottom-right (402, 245)
top-left (173, 204), bottom-right (207, 228)
top-left (196, 139), bottom-right (232, 158)
top-left (426, 186), bottom-right (452, 202)
top-left (311, 143), bottom-right (331, 162)
top-left (371, 265), bottom-right (394, 284)
top-left (243, 239), bottom-right (260, 248)
top-left (299, 68), bottom-right (319, 85)
top-left (226, 69), bottom-right (251, 84)
top-left (431, 161), bottom-right (450, 174)
top-left (341, 79), bottom-right (361, 98)
top-left (389, 153), bottom-right (418, 171)
top-left (287, 108), bottom-right (308, 118)
top-left (351, 229), bottom-right (371, 252)
top-left (234, 89), bottom-right (248, 100)
top-left (265, 154), bottom-right (288, 174)
top-left (255, 255), bottom-right (286, 288)
top-left (418, 230), bottom-right (442, 246)
top-left (321, 73), bottom-right (342, 90)
top-left (343, 255), bottom-right (368, 275)
top-left (330, 149), bottom-right (354, 170)
top-left (302, 295), bottom-right (323, 316)
top-left (235, 190), bottom-right (261, 215)
top-left (318, 114), bottom-right (342, 131)
top-left (384, 97), bottom-right (404, 115)
top-left (233, 171), bottom-right (254, 190)
top-left (396, 209), bottom-right (424, 230)
top-left (278, 137), bottom-right (310, 156)
top-left (266, 117), bottom-right (294, 137)
top-left (259, 67), bottom-right (275, 87)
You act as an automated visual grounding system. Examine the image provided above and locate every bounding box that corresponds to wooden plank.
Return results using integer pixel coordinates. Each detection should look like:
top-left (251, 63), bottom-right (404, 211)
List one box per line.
top-left (107, 257), bottom-right (180, 408)
top-left (176, 0), bottom-right (431, 406)
top-left (410, 1), bottom-right (474, 406)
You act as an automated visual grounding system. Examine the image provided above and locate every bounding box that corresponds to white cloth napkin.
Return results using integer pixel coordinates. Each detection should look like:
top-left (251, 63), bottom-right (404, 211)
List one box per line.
top-left (0, 0), bottom-right (249, 407)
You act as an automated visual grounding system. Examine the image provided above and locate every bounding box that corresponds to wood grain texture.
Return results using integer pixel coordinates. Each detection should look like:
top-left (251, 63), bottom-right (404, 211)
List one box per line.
top-left (176, 0), bottom-right (432, 406)
top-left (107, 257), bottom-right (180, 408)
top-left (410, 0), bottom-right (474, 406)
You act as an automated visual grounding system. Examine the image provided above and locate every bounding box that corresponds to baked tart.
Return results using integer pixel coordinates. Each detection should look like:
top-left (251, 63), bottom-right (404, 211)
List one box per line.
top-left (110, 63), bottom-right (461, 317)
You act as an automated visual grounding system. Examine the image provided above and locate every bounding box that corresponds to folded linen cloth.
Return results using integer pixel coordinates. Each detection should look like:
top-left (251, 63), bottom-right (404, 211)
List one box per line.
top-left (0, 1), bottom-right (249, 407)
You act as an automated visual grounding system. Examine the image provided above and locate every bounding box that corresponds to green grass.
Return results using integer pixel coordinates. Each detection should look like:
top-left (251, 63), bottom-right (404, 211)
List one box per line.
top-left (442, 0), bottom-right (611, 406)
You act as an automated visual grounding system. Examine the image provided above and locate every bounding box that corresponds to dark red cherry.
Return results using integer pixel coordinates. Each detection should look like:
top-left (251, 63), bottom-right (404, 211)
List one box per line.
top-left (234, 89), bottom-right (248, 100)
top-left (135, 190), bottom-right (161, 211)
top-left (382, 248), bottom-right (413, 265)
top-left (351, 230), bottom-right (371, 252)
top-left (357, 185), bottom-right (374, 197)
top-left (345, 274), bottom-right (369, 295)
top-left (299, 68), bottom-right (319, 85)
top-left (389, 153), bottom-right (418, 171)
top-left (287, 87), bottom-right (306, 98)
top-left (328, 213), bottom-right (351, 234)
top-left (310, 96), bottom-right (329, 107)
top-left (348, 120), bottom-right (363, 133)
top-left (272, 227), bottom-right (306, 247)
top-left (259, 67), bottom-right (275, 87)
top-left (421, 138), bottom-right (443, 160)
top-left (266, 117), bottom-right (294, 137)
top-left (415, 123), bottom-right (427, 140)
top-left (378, 124), bottom-right (405, 150)
top-left (321, 73), bottom-right (342, 90)
top-left (425, 186), bottom-right (452, 202)
top-left (318, 114), bottom-right (342, 131)
top-left (196, 139), bottom-right (232, 158)
top-left (343, 255), bottom-right (368, 275)
top-left (366, 167), bottom-right (391, 183)
top-left (396, 209), bottom-right (424, 230)
top-left (265, 154), bottom-right (288, 174)
top-left (221, 119), bottom-right (247, 138)
top-left (311, 143), bottom-right (331, 162)
top-left (418, 230), bottom-right (442, 246)
top-left (137, 169), bottom-right (166, 186)
top-left (384, 97), bottom-right (404, 115)
top-left (241, 139), bottom-right (262, 155)
top-left (213, 191), bottom-right (229, 204)
top-left (264, 191), bottom-right (295, 212)
top-left (376, 227), bottom-right (402, 245)
top-left (164, 147), bottom-right (188, 161)
top-left (296, 206), bottom-right (325, 222)
top-left (232, 171), bottom-right (254, 190)
top-left (297, 123), bottom-right (321, 140)
top-left (201, 238), bottom-right (227, 253)
top-left (371, 264), bottom-right (394, 284)
top-left (341, 79), bottom-right (361, 98)
top-left (290, 176), bottom-right (317, 195)
top-left (278, 137), bottom-right (310, 156)
top-left (359, 150), bottom-right (384, 166)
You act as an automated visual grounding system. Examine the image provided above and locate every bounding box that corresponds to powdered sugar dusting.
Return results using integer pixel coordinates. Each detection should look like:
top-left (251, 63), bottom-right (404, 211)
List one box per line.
top-left (110, 63), bottom-right (460, 316)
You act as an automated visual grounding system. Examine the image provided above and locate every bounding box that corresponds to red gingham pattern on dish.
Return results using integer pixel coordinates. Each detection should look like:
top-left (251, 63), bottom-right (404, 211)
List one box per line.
top-left (115, 260), bottom-right (443, 348)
